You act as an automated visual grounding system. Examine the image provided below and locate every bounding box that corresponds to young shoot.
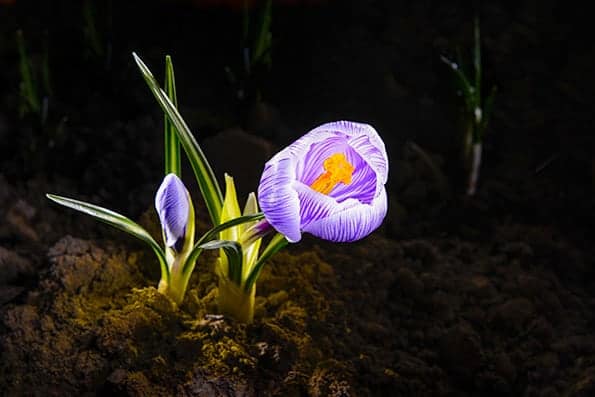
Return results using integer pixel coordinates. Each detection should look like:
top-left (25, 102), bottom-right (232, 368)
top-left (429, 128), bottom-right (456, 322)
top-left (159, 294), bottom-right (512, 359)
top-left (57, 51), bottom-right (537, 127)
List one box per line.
top-left (225, 0), bottom-right (273, 103)
top-left (244, 0), bottom-right (272, 74)
top-left (16, 29), bottom-right (52, 124)
top-left (441, 16), bottom-right (496, 195)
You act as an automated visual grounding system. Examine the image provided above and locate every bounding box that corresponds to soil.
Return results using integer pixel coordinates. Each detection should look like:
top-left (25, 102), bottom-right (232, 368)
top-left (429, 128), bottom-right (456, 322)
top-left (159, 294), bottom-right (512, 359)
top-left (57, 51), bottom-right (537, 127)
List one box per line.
top-left (1, 1), bottom-right (594, 396)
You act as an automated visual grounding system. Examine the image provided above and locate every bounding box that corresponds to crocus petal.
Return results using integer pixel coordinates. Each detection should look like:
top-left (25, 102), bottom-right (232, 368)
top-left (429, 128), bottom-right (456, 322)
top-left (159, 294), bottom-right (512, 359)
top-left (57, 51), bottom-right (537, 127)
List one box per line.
top-left (347, 130), bottom-right (388, 183)
top-left (296, 136), bottom-right (349, 186)
top-left (155, 173), bottom-right (190, 248)
top-left (258, 157), bottom-right (302, 242)
top-left (329, 145), bottom-right (377, 204)
top-left (258, 120), bottom-right (389, 243)
top-left (302, 187), bottom-right (388, 242)
top-left (293, 181), bottom-right (337, 229)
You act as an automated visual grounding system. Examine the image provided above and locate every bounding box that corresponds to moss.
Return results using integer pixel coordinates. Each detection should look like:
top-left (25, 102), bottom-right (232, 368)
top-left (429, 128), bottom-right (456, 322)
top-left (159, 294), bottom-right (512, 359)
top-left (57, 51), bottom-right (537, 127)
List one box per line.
top-left (308, 359), bottom-right (355, 397)
top-left (6, 223), bottom-right (587, 395)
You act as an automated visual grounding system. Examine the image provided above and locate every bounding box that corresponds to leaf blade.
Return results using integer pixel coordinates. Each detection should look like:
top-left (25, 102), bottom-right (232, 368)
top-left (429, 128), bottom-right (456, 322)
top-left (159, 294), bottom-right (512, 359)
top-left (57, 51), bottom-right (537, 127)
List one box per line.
top-left (183, 213), bottom-right (265, 275)
top-left (199, 240), bottom-right (243, 285)
top-left (164, 55), bottom-right (181, 177)
top-left (244, 233), bottom-right (287, 292)
top-left (473, 15), bottom-right (482, 102)
top-left (46, 193), bottom-right (169, 281)
top-left (133, 52), bottom-right (223, 225)
top-left (440, 55), bottom-right (476, 110)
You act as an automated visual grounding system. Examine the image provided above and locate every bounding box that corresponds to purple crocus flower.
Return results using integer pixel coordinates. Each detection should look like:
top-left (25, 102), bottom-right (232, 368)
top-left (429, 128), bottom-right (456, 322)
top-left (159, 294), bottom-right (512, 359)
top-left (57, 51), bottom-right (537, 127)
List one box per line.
top-left (258, 120), bottom-right (388, 243)
top-left (155, 173), bottom-right (190, 251)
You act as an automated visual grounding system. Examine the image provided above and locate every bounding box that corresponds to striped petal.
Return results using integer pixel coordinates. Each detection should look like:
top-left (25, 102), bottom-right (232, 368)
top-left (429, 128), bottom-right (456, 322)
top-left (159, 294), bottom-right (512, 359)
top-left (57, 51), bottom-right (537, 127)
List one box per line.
top-left (258, 120), bottom-right (389, 243)
top-left (258, 157), bottom-right (301, 242)
top-left (155, 173), bottom-right (190, 249)
top-left (302, 188), bottom-right (388, 242)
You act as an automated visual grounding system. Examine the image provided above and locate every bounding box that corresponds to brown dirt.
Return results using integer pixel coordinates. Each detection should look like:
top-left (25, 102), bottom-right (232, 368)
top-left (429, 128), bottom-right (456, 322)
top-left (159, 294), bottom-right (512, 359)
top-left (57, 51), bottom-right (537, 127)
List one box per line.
top-left (1, 165), bottom-right (594, 396)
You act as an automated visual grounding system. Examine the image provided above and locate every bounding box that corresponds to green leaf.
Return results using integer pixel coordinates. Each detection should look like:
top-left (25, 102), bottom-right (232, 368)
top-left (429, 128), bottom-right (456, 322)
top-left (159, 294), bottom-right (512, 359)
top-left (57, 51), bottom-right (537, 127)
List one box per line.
top-left (199, 240), bottom-right (243, 285)
top-left (220, 174), bottom-right (242, 242)
top-left (16, 30), bottom-right (40, 114)
top-left (133, 52), bottom-right (223, 226)
top-left (82, 0), bottom-right (104, 58)
top-left (183, 213), bottom-right (265, 275)
top-left (473, 15), bottom-right (482, 101)
top-left (242, 0), bottom-right (250, 43)
top-left (440, 55), bottom-right (476, 111)
top-left (241, 192), bottom-right (261, 276)
top-left (41, 30), bottom-right (52, 97)
top-left (244, 233), bottom-right (287, 292)
top-left (46, 193), bottom-right (169, 282)
top-left (253, 0), bottom-right (272, 67)
top-left (164, 55), bottom-right (181, 177)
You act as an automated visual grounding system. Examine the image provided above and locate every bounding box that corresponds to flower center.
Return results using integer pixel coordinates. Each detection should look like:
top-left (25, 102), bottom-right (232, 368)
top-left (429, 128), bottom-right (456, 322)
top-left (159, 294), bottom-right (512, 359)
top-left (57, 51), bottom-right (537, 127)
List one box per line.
top-left (309, 153), bottom-right (355, 195)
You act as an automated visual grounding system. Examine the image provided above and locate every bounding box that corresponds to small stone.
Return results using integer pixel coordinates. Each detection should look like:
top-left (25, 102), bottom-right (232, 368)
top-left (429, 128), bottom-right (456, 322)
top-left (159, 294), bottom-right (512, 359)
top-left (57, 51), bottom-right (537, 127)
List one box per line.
top-left (491, 297), bottom-right (535, 332)
top-left (566, 366), bottom-right (595, 397)
top-left (396, 351), bottom-right (432, 377)
top-left (500, 241), bottom-right (534, 264)
top-left (439, 323), bottom-right (482, 379)
top-left (466, 275), bottom-right (497, 299)
top-left (267, 290), bottom-right (289, 308)
top-left (107, 368), bottom-right (128, 384)
top-left (6, 200), bottom-right (39, 241)
top-left (431, 291), bottom-right (455, 321)
top-left (0, 247), bottom-right (34, 285)
top-left (395, 267), bottom-right (424, 299)
top-left (0, 286), bottom-right (24, 304)
top-left (401, 240), bottom-right (439, 266)
top-left (316, 260), bottom-right (335, 277)
top-left (494, 352), bottom-right (517, 383)
top-left (517, 274), bottom-right (547, 298)
top-left (464, 306), bottom-right (487, 327)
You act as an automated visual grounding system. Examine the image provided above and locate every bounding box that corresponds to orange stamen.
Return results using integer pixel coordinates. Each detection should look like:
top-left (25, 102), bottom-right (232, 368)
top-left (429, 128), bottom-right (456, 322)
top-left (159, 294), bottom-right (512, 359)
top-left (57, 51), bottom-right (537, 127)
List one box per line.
top-left (309, 153), bottom-right (355, 195)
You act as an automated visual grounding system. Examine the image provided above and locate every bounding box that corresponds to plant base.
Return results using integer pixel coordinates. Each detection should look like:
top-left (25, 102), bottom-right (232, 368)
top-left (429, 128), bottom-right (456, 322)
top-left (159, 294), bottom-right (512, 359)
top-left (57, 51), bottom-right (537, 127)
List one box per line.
top-left (217, 277), bottom-right (256, 324)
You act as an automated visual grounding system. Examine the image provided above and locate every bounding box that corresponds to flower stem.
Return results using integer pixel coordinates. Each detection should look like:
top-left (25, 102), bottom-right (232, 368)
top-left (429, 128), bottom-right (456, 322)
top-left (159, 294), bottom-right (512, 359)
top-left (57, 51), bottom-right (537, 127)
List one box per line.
top-left (240, 219), bottom-right (273, 248)
top-left (217, 276), bottom-right (256, 323)
top-left (466, 142), bottom-right (482, 196)
top-left (158, 256), bottom-right (193, 306)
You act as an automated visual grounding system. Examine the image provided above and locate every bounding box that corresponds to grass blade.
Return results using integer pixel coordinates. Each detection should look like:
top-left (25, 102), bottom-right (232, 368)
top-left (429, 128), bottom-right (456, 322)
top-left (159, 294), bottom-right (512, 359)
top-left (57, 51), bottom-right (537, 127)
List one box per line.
top-left (199, 240), bottom-right (243, 285)
top-left (16, 30), bottom-right (40, 115)
top-left (241, 192), bottom-right (261, 279)
top-left (440, 55), bottom-right (476, 110)
top-left (473, 15), bottom-right (481, 102)
top-left (183, 213), bottom-right (265, 275)
top-left (220, 174), bottom-right (242, 242)
top-left (253, 0), bottom-right (272, 67)
top-left (46, 193), bottom-right (168, 281)
top-left (133, 52), bottom-right (223, 226)
top-left (42, 30), bottom-right (52, 97)
top-left (244, 233), bottom-right (287, 292)
top-left (164, 55), bottom-right (181, 176)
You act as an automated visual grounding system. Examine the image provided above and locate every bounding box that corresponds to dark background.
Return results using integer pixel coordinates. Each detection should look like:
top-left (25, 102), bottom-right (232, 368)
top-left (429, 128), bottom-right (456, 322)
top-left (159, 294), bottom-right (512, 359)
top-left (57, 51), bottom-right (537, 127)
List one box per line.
top-left (1, 0), bottom-right (593, 283)
top-left (1, 1), bottom-right (595, 395)
top-left (2, 0), bottom-right (593, 204)
top-left (2, 0), bottom-right (594, 269)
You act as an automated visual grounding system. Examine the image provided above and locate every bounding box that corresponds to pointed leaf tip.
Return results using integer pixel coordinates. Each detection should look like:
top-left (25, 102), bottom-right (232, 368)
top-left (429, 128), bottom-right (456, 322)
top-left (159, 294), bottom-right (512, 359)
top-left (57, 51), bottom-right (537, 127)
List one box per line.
top-left (45, 192), bottom-right (168, 281)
